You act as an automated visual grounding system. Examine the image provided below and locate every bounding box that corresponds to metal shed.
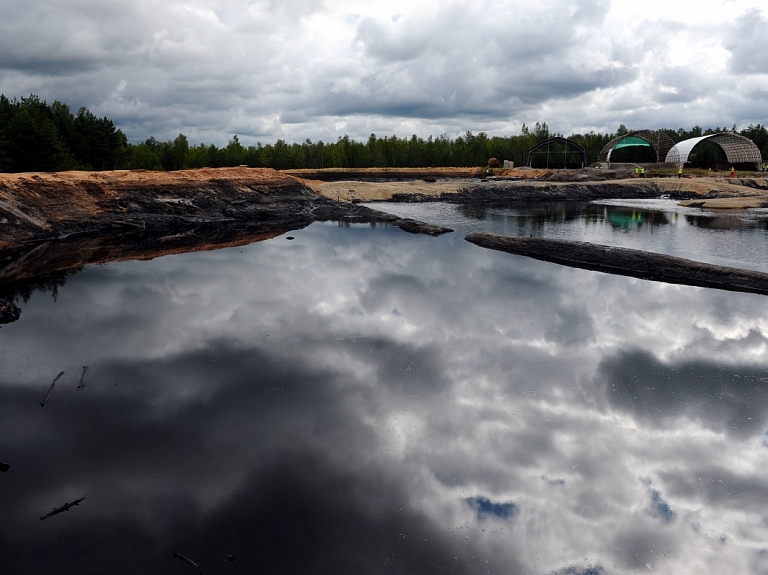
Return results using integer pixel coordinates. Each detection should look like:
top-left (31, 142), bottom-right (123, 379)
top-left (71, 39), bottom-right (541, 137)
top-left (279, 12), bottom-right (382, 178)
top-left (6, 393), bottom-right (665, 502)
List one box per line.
top-left (665, 133), bottom-right (762, 168)
top-left (598, 130), bottom-right (676, 163)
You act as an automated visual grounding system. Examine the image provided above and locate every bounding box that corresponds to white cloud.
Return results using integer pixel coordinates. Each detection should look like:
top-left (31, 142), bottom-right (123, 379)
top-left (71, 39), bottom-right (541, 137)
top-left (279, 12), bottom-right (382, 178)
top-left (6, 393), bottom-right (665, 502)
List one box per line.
top-left (0, 0), bottom-right (766, 144)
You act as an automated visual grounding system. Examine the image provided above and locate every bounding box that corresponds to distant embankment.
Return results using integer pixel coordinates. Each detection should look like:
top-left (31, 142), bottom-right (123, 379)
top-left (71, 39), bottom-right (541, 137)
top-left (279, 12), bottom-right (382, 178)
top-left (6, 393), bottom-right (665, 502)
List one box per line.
top-left (466, 233), bottom-right (768, 297)
top-left (285, 167), bottom-right (483, 182)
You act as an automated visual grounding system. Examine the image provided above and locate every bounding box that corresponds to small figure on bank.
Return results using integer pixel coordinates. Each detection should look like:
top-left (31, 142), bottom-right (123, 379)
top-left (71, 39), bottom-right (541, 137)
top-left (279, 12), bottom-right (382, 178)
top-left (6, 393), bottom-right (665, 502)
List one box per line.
top-left (634, 166), bottom-right (640, 178)
top-left (640, 167), bottom-right (645, 178)
top-left (677, 167), bottom-right (683, 178)
top-left (731, 166), bottom-right (736, 178)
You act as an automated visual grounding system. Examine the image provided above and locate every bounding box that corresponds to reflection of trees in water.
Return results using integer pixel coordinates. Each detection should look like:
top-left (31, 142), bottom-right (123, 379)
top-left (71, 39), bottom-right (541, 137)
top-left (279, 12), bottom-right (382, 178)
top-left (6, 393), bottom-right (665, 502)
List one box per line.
top-left (0, 268), bottom-right (82, 303)
top-left (457, 202), bottom-right (673, 234)
top-left (0, 267), bottom-right (83, 323)
top-left (458, 202), bottom-right (591, 231)
top-left (685, 214), bottom-right (754, 231)
top-left (597, 207), bottom-right (671, 230)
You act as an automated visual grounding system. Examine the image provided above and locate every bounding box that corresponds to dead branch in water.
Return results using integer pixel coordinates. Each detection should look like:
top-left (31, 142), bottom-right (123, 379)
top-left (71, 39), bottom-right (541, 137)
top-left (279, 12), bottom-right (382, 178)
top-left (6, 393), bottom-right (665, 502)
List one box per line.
top-left (40, 371), bottom-right (65, 407)
top-left (76, 365), bottom-right (89, 390)
top-left (39, 496), bottom-right (87, 521)
top-left (173, 551), bottom-right (204, 572)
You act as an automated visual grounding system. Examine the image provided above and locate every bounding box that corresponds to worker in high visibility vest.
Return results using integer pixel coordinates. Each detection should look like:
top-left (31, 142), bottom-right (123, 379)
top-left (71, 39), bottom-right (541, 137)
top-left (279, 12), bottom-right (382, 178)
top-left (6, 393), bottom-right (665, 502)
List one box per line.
top-left (634, 166), bottom-right (639, 177)
top-left (677, 167), bottom-right (683, 178)
top-left (640, 167), bottom-right (645, 178)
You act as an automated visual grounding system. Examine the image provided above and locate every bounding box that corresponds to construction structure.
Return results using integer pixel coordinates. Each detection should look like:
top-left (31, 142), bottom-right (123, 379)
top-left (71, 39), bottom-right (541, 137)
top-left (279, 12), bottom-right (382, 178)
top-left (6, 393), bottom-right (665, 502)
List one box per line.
top-left (525, 137), bottom-right (588, 169)
top-left (598, 130), bottom-right (676, 164)
top-left (665, 133), bottom-right (762, 169)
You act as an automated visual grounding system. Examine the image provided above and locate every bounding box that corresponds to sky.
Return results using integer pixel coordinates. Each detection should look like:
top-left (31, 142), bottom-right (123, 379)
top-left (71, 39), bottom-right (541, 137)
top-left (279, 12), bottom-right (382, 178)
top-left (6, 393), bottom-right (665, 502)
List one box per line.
top-left (1, 0), bottom-right (767, 146)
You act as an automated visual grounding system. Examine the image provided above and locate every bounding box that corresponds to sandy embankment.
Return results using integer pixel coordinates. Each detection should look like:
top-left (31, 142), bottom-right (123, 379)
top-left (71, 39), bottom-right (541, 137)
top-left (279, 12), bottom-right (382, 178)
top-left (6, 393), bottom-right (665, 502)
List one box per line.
top-left (306, 175), bottom-right (768, 206)
top-left (304, 180), bottom-right (467, 202)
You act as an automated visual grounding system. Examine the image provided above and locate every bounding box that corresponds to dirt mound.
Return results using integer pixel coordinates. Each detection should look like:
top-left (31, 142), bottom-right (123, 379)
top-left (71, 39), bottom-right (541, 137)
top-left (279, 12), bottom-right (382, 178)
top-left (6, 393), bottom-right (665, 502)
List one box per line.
top-left (498, 168), bottom-right (552, 179)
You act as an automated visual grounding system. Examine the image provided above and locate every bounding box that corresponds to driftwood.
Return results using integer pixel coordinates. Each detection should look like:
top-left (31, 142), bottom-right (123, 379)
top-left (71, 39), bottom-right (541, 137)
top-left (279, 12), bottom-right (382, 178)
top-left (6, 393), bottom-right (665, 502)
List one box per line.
top-left (465, 233), bottom-right (768, 297)
top-left (40, 371), bottom-right (65, 407)
top-left (173, 551), bottom-right (204, 572)
top-left (39, 496), bottom-right (86, 521)
top-left (76, 365), bottom-right (89, 391)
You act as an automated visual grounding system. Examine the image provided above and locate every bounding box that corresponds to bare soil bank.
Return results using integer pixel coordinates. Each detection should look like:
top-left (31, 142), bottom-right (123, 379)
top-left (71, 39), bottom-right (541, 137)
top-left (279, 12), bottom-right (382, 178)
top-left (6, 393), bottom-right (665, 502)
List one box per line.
top-left (308, 173), bottom-right (768, 205)
top-left (0, 167), bottom-right (453, 250)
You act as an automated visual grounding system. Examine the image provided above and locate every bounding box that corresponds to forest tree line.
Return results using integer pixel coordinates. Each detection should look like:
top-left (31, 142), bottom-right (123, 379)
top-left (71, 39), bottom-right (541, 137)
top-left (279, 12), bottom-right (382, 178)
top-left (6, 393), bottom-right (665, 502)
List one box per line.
top-left (1, 94), bottom-right (767, 173)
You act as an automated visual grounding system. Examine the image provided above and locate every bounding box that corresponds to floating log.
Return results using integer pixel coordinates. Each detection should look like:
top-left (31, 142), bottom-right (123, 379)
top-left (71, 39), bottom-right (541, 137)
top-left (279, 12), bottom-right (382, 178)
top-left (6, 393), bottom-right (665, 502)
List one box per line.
top-left (465, 233), bottom-right (768, 297)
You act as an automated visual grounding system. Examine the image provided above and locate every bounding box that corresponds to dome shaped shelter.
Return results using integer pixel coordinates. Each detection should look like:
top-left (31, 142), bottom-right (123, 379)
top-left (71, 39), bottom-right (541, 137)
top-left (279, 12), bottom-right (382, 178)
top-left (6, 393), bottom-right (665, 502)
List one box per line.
top-left (524, 137), bottom-right (588, 169)
top-left (665, 133), bottom-right (762, 169)
top-left (598, 130), bottom-right (676, 163)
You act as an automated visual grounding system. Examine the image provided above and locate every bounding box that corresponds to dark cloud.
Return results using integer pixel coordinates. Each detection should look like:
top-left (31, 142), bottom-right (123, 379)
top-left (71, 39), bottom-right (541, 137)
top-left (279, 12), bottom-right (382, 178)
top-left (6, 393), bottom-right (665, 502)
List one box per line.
top-left (0, 1), bottom-right (150, 73)
top-left (340, 2), bottom-right (639, 119)
top-left (611, 528), bottom-right (676, 570)
top-left (544, 304), bottom-right (596, 347)
top-left (725, 9), bottom-right (768, 74)
top-left (553, 567), bottom-right (606, 575)
top-left (664, 466), bottom-right (768, 511)
top-left (598, 348), bottom-right (768, 437)
top-left (0, 340), bottom-right (507, 574)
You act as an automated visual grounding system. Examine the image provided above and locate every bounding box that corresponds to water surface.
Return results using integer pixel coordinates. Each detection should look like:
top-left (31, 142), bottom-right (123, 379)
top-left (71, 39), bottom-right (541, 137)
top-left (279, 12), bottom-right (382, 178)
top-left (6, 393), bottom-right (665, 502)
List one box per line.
top-left (366, 199), bottom-right (768, 272)
top-left (2, 208), bottom-right (768, 575)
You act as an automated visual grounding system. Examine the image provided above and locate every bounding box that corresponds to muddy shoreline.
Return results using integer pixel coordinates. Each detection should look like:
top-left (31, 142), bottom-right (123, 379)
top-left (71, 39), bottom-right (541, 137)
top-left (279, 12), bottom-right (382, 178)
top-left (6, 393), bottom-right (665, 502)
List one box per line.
top-left (3, 167), bottom-right (768, 325)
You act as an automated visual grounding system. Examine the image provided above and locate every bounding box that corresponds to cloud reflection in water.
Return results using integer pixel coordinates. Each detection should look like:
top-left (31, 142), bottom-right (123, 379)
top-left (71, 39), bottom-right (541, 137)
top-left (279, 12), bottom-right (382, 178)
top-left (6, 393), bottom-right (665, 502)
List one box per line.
top-left (1, 221), bottom-right (768, 574)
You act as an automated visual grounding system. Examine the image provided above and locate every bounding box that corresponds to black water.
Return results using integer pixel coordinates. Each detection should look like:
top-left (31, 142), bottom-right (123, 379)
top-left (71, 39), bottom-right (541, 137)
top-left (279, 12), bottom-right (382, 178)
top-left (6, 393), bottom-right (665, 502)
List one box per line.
top-left (366, 199), bottom-right (768, 272)
top-left (3, 201), bottom-right (768, 574)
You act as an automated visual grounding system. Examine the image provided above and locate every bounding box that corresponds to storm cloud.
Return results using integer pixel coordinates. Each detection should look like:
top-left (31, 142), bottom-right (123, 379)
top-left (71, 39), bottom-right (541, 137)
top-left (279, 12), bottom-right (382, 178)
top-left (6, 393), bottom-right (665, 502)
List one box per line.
top-left (0, 0), bottom-right (765, 145)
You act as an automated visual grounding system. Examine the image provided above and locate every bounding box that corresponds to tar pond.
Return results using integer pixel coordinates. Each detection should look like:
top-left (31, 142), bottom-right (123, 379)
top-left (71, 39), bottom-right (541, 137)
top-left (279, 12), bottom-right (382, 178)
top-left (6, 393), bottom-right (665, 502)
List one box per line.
top-left (2, 200), bottom-right (768, 575)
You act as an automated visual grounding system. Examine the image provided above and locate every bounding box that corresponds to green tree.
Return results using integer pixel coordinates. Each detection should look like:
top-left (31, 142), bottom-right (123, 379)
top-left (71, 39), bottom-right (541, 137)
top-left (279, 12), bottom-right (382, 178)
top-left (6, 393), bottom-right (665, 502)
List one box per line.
top-left (186, 143), bottom-right (210, 168)
top-left (169, 134), bottom-right (189, 170)
top-left (129, 142), bottom-right (162, 170)
top-left (222, 135), bottom-right (244, 166)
